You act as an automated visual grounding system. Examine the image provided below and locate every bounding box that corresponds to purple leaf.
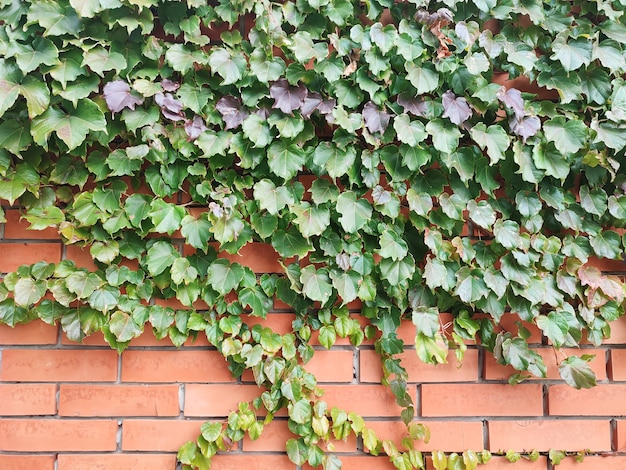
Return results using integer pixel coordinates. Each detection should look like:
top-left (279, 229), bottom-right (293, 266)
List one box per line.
top-left (497, 87), bottom-right (525, 119)
top-left (510, 115), bottom-right (541, 142)
top-left (184, 115), bottom-right (207, 140)
top-left (363, 101), bottom-right (391, 134)
top-left (442, 90), bottom-right (473, 125)
top-left (397, 93), bottom-right (428, 117)
top-left (155, 92), bottom-right (185, 121)
top-left (301, 92), bottom-right (336, 118)
top-left (269, 78), bottom-right (307, 114)
top-left (161, 78), bottom-right (180, 92)
top-left (215, 95), bottom-right (249, 130)
top-left (102, 80), bottom-right (144, 113)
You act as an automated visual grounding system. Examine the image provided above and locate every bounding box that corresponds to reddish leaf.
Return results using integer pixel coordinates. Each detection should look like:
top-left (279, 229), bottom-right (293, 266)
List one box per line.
top-left (442, 90), bottom-right (472, 125)
top-left (397, 93), bottom-right (428, 117)
top-left (216, 95), bottom-right (249, 130)
top-left (155, 92), bottom-right (184, 121)
top-left (184, 115), bottom-right (206, 140)
top-left (102, 80), bottom-right (144, 113)
top-left (363, 101), bottom-right (390, 133)
top-left (270, 78), bottom-right (307, 114)
top-left (497, 86), bottom-right (525, 119)
top-left (161, 78), bottom-right (180, 92)
top-left (510, 115), bottom-right (540, 142)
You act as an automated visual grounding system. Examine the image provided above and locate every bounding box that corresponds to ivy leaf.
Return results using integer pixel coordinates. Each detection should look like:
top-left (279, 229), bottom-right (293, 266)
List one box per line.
top-left (215, 95), bottom-right (249, 130)
top-left (550, 32), bottom-right (592, 72)
top-left (455, 267), bottom-right (489, 303)
top-left (19, 76), bottom-right (50, 118)
top-left (270, 79), bottom-right (307, 114)
top-left (510, 115), bottom-right (540, 143)
top-left (312, 142), bottom-right (356, 179)
top-left (181, 214), bottom-right (211, 250)
top-left (69, 0), bottom-right (102, 18)
top-left (467, 200), bottom-right (496, 230)
top-left (103, 80), bottom-right (144, 113)
top-left (292, 202), bottom-right (330, 238)
top-left (537, 66), bottom-right (582, 104)
top-left (24, 206), bottom-right (64, 230)
top-left (271, 227), bottom-right (312, 258)
top-left (500, 336), bottom-right (547, 377)
top-left (0, 163), bottom-right (40, 204)
top-left (496, 87), bottom-right (525, 119)
top-left (412, 306), bottom-right (440, 336)
top-left (370, 22), bottom-right (397, 54)
top-left (49, 50), bottom-right (86, 87)
top-left (336, 191), bottom-right (372, 233)
top-left (155, 92), bottom-right (184, 121)
top-left (0, 60), bottom-right (21, 118)
top-left (31, 99), bottom-right (106, 150)
top-left (242, 114), bottom-right (272, 147)
top-left (184, 116), bottom-right (206, 140)
top-left (165, 43), bottom-right (207, 74)
top-left (426, 119), bottom-right (461, 154)
top-left (543, 117), bottom-right (587, 155)
top-left (14, 278), bottom-right (47, 306)
top-left (207, 259), bottom-right (244, 294)
top-left (0, 120), bottom-right (32, 155)
top-left (66, 271), bottom-right (102, 299)
top-left (470, 123), bottom-right (510, 164)
top-left (249, 49), bottom-right (285, 83)
top-left (145, 241), bottom-right (179, 276)
top-left (379, 256), bottom-right (415, 286)
top-left (109, 311), bottom-right (143, 342)
top-left (362, 101), bottom-right (390, 134)
top-left (442, 90), bottom-right (472, 125)
top-left (558, 356), bottom-right (597, 389)
top-left (393, 114), bottom-right (426, 146)
top-left (82, 47), bottom-right (127, 76)
top-left (208, 48), bottom-right (246, 85)
top-left (536, 313), bottom-right (568, 348)
top-left (26, 1), bottom-right (81, 36)
top-left (406, 63), bottom-right (439, 94)
top-left (300, 265), bottom-right (332, 304)
top-left (267, 141), bottom-right (306, 180)
top-left (15, 37), bottom-right (59, 74)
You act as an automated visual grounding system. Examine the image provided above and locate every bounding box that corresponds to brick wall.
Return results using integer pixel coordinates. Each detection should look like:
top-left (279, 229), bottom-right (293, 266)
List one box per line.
top-left (2, 213), bottom-right (626, 469)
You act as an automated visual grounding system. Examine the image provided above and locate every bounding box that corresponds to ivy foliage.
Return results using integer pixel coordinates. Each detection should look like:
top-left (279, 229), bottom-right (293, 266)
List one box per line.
top-left (1, 0), bottom-right (626, 467)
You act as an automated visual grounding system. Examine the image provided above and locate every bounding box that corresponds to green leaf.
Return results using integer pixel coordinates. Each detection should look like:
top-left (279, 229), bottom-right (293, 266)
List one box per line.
top-left (467, 200), bottom-right (496, 230)
top-left (149, 200), bottom-right (185, 235)
top-left (209, 48), bottom-right (246, 85)
top-left (558, 356), bottom-right (597, 389)
top-left (336, 191), bottom-right (372, 233)
top-left (0, 299), bottom-right (29, 326)
top-left (253, 179), bottom-right (294, 216)
top-left (15, 37), bottom-right (59, 74)
top-left (165, 43), bottom-right (208, 74)
top-left (455, 267), bottom-right (489, 303)
top-left (207, 259), bottom-right (244, 294)
top-left (66, 271), bottom-right (102, 299)
top-left (470, 123), bottom-right (510, 164)
top-left (312, 142), bottom-right (356, 179)
top-left (426, 119), bottom-right (461, 154)
top-left (181, 214), bottom-right (211, 250)
top-left (0, 163), bottom-right (40, 205)
top-left (249, 49), bottom-right (285, 83)
top-left (286, 439), bottom-right (308, 466)
top-left (242, 114), bottom-right (272, 148)
top-left (412, 306), bottom-right (440, 336)
top-left (81, 47), bottom-right (127, 76)
top-left (24, 206), bottom-right (64, 230)
top-left (145, 241), bottom-right (179, 276)
top-left (0, 120), bottom-right (33, 155)
top-left (267, 141), bottom-right (306, 180)
top-left (550, 32), bottom-right (592, 71)
top-left (536, 313), bottom-right (568, 348)
top-left (379, 255), bottom-right (415, 286)
top-left (370, 23), bottom-right (397, 54)
top-left (543, 117), bottom-right (587, 155)
top-left (69, 0), bottom-right (102, 18)
top-left (31, 99), bottom-right (106, 150)
top-left (49, 50), bottom-right (86, 87)
top-left (330, 270), bottom-right (360, 305)
top-left (14, 278), bottom-right (47, 306)
top-left (393, 114), bottom-right (427, 146)
top-left (26, 1), bottom-right (81, 36)
top-left (300, 265), bottom-right (332, 304)
top-left (0, 60), bottom-right (21, 118)
top-left (589, 230), bottom-right (622, 259)
top-left (271, 227), bottom-right (312, 258)
top-left (501, 337), bottom-right (546, 377)
top-left (292, 202), bottom-right (330, 238)
top-left (406, 63), bottom-right (439, 94)
top-left (171, 258), bottom-right (198, 285)
top-left (290, 399), bottom-right (312, 424)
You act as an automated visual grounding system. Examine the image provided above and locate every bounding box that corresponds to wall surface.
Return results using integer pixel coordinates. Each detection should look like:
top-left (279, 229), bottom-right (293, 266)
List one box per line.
top-left (1, 215), bottom-right (626, 470)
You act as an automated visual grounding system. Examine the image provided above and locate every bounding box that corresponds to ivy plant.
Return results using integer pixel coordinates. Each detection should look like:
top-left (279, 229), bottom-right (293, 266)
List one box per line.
top-left (1, 0), bottom-right (626, 468)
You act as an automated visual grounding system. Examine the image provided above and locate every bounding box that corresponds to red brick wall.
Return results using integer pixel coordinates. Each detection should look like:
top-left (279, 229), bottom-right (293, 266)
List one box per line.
top-left (2, 213), bottom-right (626, 469)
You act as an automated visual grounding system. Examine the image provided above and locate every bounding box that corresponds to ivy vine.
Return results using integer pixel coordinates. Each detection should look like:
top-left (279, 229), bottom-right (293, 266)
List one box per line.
top-left (1, 0), bottom-right (626, 468)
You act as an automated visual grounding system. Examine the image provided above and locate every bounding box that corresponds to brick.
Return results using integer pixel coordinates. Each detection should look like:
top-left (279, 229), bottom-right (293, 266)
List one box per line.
top-left (64, 245), bottom-right (98, 271)
top-left (603, 316), bottom-right (626, 344)
top-left (241, 313), bottom-right (296, 336)
top-left (422, 384), bottom-right (543, 417)
top-left (0, 419), bottom-right (117, 451)
top-left (121, 419), bottom-right (204, 451)
top-left (125, 330), bottom-right (176, 347)
top-left (0, 349), bottom-right (118, 382)
top-left (0, 384), bottom-right (57, 415)
top-left (0, 455), bottom-right (55, 470)
top-left (184, 384), bottom-right (265, 417)
top-left (360, 349), bottom-right (479, 383)
top-left (488, 420), bottom-right (610, 452)
top-left (218, 242), bottom-right (282, 273)
top-left (0, 242), bottom-right (61, 272)
top-left (609, 349), bottom-right (626, 380)
top-left (305, 350), bottom-right (354, 382)
top-left (59, 384), bottom-right (180, 417)
top-left (211, 455), bottom-right (295, 469)
top-left (121, 350), bottom-right (234, 383)
top-left (555, 456), bottom-right (626, 470)
top-left (321, 385), bottom-right (408, 418)
top-left (367, 420), bottom-right (484, 451)
top-left (484, 348), bottom-right (607, 381)
top-left (0, 321), bottom-right (58, 344)
top-left (57, 453), bottom-right (177, 469)
top-left (548, 384), bottom-right (626, 416)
